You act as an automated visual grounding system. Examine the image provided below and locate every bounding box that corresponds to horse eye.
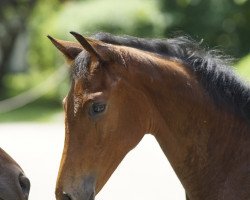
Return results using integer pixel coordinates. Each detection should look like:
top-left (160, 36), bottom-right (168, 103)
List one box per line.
top-left (89, 102), bottom-right (106, 116)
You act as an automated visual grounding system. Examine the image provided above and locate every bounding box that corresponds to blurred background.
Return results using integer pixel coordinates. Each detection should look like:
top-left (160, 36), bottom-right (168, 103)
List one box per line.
top-left (1, 0), bottom-right (250, 121)
top-left (0, 0), bottom-right (250, 199)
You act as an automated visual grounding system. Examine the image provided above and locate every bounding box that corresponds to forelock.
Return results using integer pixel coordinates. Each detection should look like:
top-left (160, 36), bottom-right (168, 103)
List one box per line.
top-left (72, 50), bottom-right (91, 79)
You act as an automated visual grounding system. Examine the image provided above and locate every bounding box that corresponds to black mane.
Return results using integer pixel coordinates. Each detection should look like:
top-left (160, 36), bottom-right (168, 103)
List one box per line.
top-left (92, 32), bottom-right (250, 120)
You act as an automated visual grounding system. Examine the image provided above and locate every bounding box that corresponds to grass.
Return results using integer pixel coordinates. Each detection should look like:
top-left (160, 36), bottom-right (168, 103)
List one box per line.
top-left (0, 99), bottom-right (63, 123)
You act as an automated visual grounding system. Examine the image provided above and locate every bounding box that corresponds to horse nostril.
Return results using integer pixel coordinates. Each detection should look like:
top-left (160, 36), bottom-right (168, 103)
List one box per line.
top-left (89, 191), bottom-right (95, 200)
top-left (62, 192), bottom-right (72, 200)
top-left (19, 174), bottom-right (30, 198)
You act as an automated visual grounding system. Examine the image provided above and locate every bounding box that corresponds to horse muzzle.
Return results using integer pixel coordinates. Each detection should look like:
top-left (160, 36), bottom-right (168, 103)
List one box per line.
top-left (56, 175), bottom-right (96, 200)
top-left (0, 172), bottom-right (30, 200)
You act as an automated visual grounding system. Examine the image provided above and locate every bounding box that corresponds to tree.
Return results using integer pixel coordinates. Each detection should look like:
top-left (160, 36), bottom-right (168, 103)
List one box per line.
top-left (0, 0), bottom-right (38, 94)
top-left (160, 0), bottom-right (250, 57)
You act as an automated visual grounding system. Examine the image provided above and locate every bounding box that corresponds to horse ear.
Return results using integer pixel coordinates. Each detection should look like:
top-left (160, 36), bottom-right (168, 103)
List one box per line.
top-left (47, 35), bottom-right (83, 62)
top-left (70, 31), bottom-right (103, 62)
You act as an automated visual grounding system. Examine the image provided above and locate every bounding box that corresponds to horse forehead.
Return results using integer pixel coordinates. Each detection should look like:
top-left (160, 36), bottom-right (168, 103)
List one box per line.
top-left (73, 79), bottom-right (84, 92)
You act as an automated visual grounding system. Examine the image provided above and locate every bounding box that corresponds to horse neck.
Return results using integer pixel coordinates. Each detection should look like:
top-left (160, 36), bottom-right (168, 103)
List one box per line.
top-left (123, 50), bottom-right (250, 200)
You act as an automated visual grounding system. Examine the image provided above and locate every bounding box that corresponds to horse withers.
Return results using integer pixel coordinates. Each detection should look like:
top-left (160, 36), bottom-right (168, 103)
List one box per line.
top-left (0, 147), bottom-right (30, 200)
top-left (49, 32), bottom-right (250, 200)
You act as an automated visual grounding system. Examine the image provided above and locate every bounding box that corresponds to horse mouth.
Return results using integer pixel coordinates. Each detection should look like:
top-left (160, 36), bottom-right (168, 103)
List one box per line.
top-left (62, 191), bottom-right (95, 200)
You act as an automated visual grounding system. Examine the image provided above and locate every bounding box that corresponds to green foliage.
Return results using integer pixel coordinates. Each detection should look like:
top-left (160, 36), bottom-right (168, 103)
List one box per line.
top-left (160, 0), bottom-right (250, 57)
top-left (53, 0), bottom-right (166, 37)
top-left (2, 0), bottom-right (68, 103)
top-left (28, 0), bottom-right (166, 72)
top-left (28, 0), bottom-right (63, 71)
top-left (236, 54), bottom-right (250, 81)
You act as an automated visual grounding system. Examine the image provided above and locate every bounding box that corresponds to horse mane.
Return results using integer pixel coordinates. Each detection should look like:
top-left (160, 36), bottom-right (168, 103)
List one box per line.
top-left (92, 32), bottom-right (250, 120)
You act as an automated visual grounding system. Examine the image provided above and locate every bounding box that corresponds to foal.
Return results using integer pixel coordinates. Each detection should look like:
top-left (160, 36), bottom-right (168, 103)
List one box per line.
top-left (49, 32), bottom-right (250, 200)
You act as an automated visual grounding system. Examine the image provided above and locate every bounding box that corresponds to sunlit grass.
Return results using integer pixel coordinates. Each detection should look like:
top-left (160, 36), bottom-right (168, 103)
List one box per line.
top-left (0, 99), bottom-right (63, 123)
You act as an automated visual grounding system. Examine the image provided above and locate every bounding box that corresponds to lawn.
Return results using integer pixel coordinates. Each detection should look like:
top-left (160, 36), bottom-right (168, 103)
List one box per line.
top-left (0, 99), bottom-right (63, 123)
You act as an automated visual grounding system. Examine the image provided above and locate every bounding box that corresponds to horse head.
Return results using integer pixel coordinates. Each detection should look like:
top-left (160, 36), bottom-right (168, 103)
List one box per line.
top-left (49, 32), bottom-right (153, 200)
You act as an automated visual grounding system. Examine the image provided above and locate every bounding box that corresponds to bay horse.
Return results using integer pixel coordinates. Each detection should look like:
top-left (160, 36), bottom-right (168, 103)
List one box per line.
top-left (48, 32), bottom-right (250, 200)
top-left (0, 147), bottom-right (30, 200)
